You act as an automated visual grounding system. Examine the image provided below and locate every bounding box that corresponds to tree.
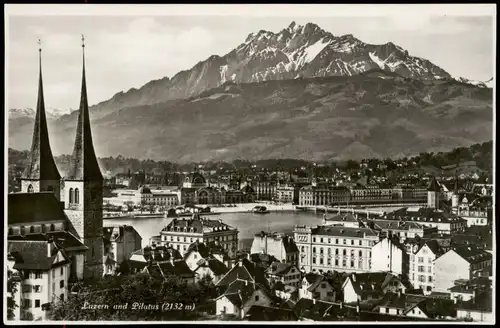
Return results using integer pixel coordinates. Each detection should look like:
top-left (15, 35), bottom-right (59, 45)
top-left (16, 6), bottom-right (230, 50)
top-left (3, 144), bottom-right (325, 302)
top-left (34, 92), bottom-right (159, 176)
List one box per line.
top-left (7, 269), bottom-right (19, 320)
top-left (49, 273), bottom-right (217, 321)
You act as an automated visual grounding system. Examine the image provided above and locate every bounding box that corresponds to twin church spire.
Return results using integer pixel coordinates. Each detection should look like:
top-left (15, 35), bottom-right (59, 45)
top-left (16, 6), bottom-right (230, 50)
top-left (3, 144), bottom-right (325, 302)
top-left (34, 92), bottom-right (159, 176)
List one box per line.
top-left (23, 36), bottom-right (102, 185)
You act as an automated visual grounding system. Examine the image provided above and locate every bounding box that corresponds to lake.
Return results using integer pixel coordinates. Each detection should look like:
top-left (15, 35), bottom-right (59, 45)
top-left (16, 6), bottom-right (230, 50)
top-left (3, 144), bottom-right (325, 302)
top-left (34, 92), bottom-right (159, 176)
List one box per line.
top-left (104, 211), bottom-right (326, 248)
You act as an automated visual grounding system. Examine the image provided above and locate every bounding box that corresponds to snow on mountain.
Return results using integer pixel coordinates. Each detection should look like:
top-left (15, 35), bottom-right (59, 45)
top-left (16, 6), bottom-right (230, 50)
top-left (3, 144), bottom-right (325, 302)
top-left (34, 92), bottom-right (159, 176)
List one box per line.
top-left (451, 76), bottom-right (494, 89)
top-left (8, 107), bottom-right (73, 120)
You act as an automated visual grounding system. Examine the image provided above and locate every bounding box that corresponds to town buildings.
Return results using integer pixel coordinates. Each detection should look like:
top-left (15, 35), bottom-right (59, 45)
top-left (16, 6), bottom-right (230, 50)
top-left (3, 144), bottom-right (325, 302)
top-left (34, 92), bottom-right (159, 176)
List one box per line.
top-left (250, 232), bottom-right (299, 264)
top-left (293, 225), bottom-right (379, 273)
top-left (406, 239), bottom-right (445, 295)
top-left (298, 184), bottom-right (350, 207)
top-left (370, 237), bottom-right (408, 276)
top-left (102, 225), bottom-right (142, 275)
top-left (159, 214), bottom-right (239, 257)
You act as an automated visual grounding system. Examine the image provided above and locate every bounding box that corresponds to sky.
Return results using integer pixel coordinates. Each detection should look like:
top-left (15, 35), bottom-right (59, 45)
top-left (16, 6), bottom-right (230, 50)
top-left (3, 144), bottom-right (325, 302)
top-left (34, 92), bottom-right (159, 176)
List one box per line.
top-left (6, 4), bottom-right (496, 112)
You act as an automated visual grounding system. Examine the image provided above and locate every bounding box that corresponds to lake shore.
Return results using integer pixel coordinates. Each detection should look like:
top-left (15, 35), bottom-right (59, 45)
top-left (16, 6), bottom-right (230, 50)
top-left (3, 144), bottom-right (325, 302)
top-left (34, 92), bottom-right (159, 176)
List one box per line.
top-left (209, 202), bottom-right (297, 213)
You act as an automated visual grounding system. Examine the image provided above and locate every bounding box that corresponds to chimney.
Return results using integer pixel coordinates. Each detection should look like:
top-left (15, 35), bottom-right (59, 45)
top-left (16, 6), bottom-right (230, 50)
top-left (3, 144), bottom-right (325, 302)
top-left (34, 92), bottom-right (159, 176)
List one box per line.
top-left (313, 298), bottom-right (316, 304)
top-left (47, 236), bottom-right (54, 257)
top-left (245, 280), bottom-right (248, 286)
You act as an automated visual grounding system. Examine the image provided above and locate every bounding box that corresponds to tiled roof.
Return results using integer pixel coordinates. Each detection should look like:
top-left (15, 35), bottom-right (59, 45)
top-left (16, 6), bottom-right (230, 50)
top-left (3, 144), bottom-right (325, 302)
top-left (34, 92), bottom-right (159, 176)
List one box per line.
top-left (304, 272), bottom-right (323, 285)
top-left (348, 272), bottom-right (400, 297)
top-left (8, 231), bottom-right (87, 253)
top-left (377, 292), bottom-right (427, 310)
top-left (8, 193), bottom-right (68, 225)
top-left (415, 297), bottom-right (457, 319)
top-left (184, 241), bottom-right (229, 260)
top-left (453, 245), bottom-right (492, 264)
top-left (195, 258), bottom-right (229, 276)
top-left (216, 258), bottom-right (269, 288)
top-left (311, 225), bottom-right (378, 238)
top-left (292, 298), bottom-right (335, 320)
top-left (8, 240), bottom-right (69, 270)
top-left (131, 245), bottom-right (182, 262)
top-left (163, 215), bottom-right (237, 234)
top-left (158, 260), bottom-right (194, 278)
top-left (266, 262), bottom-right (295, 276)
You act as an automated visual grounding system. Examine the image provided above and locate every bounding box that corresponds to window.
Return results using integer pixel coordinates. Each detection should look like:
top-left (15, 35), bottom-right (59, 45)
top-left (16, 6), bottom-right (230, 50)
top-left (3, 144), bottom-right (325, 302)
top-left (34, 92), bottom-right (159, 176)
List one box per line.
top-left (418, 266), bottom-right (424, 272)
top-left (351, 240), bottom-right (354, 245)
top-left (335, 249), bottom-right (339, 255)
top-left (35, 272), bottom-right (42, 279)
top-left (23, 299), bottom-right (32, 308)
top-left (313, 237), bottom-right (316, 242)
top-left (255, 295), bottom-right (259, 301)
top-left (343, 249), bottom-right (346, 256)
top-left (359, 240), bottom-right (362, 246)
top-left (60, 267), bottom-right (64, 275)
top-left (335, 259), bottom-right (339, 266)
top-left (428, 258), bottom-right (432, 264)
top-left (428, 276), bottom-right (433, 283)
top-left (343, 239), bottom-right (346, 245)
top-left (313, 247), bottom-right (316, 253)
top-left (418, 275), bottom-right (425, 282)
top-left (35, 300), bottom-right (40, 308)
top-left (418, 257), bottom-right (424, 263)
top-left (75, 188), bottom-right (80, 204)
top-left (33, 285), bottom-right (42, 293)
top-left (27, 184), bottom-right (34, 193)
top-left (22, 284), bottom-right (32, 293)
top-left (359, 250), bottom-right (363, 257)
top-left (60, 280), bottom-right (65, 288)
top-left (312, 257), bottom-right (316, 264)
top-left (321, 283), bottom-right (326, 288)
top-left (328, 238), bottom-right (331, 244)
top-left (320, 238), bottom-right (324, 243)
top-left (427, 267), bottom-right (432, 273)
top-left (320, 258), bottom-right (324, 265)
top-left (69, 188), bottom-right (74, 203)
top-left (335, 239), bottom-right (339, 244)
top-left (320, 248), bottom-right (324, 254)
top-left (385, 308), bottom-right (389, 314)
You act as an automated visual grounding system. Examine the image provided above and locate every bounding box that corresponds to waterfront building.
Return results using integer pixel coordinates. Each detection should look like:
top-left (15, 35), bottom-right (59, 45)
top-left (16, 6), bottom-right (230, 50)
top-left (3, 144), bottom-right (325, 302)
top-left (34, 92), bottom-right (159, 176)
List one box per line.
top-left (251, 179), bottom-right (277, 201)
top-left (250, 232), bottom-right (299, 265)
top-left (298, 185), bottom-right (350, 206)
top-left (293, 225), bottom-right (379, 273)
top-left (276, 183), bottom-right (295, 203)
top-left (159, 214), bottom-right (239, 257)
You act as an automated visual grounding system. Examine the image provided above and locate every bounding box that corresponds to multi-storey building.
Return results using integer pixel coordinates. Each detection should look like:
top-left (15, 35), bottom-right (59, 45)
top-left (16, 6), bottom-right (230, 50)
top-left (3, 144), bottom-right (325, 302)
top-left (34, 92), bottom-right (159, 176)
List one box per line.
top-left (362, 219), bottom-right (437, 242)
top-left (251, 179), bottom-right (277, 201)
top-left (293, 225), bottom-right (379, 274)
top-left (7, 238), bottom-right (72, 320)
top-left (298, 185), bottom-right (350, 206)
top-left (370, 236), bottom-right (408, 276)
top-left (349, 185), bottom-right (393, 202)
top-left (384, 207), bottom-right (467, 235)
top-left (159, 214), bottom-right (239, 257)
top-left (250, 232), bottom-right (299, 264)
top-left (406, 239), bottom-right (445, 294)
top-left (276, 184), bottom-right (295, 203)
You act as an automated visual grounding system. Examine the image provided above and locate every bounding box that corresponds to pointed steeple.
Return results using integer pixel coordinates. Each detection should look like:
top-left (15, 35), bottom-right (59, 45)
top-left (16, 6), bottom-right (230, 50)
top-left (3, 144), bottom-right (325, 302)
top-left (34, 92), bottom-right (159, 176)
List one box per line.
top-left (22, 40), bottom-right (61, 181)
top-left (427, 176), bottom-right (441, 192)
top-left (66, 35), bottom-right (102, 181)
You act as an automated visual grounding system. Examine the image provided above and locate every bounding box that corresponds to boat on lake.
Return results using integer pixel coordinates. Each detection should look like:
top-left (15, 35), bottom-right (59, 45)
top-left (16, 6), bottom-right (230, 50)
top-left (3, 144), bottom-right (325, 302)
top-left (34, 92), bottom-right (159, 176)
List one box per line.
top-left (252, 206), bottom-right (270, 214)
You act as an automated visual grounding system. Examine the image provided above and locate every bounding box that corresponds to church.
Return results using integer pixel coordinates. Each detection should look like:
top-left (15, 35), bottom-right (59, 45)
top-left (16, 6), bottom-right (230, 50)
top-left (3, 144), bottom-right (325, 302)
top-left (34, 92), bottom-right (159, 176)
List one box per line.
top-left (6, 38), bottom-right (137, 320)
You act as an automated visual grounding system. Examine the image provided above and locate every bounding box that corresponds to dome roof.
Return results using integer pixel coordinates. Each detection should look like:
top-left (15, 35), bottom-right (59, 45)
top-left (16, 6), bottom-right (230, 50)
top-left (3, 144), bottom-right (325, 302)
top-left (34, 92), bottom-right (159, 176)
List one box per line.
top-left (138, 185), bottom-right (152, 194)
top-left (186, 172), bottom-right (206, 185)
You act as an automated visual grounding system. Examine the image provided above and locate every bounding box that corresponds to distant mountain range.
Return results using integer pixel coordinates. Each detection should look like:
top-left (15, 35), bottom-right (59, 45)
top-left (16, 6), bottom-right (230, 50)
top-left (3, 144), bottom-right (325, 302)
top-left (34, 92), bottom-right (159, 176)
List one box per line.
top-left (7, 21), bottom-right (493, 162)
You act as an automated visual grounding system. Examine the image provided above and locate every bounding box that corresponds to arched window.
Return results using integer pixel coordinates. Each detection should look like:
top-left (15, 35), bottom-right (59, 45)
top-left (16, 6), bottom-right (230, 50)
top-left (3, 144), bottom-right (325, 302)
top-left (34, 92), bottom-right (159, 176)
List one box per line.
top-left (75, 188), bottom-right (80, 204)
top-left (27, 184), bottom-right (34, 193)
top-left (50, 224), bottom-right (55, 231)
top-left (69, 188), bottom-right (74, 203)
top-left (42, 224), bottom-right (47, 233)
top-left (30, 226), bottom-right (35, 233)
top-left (20, 226), bottom-right (26, 235)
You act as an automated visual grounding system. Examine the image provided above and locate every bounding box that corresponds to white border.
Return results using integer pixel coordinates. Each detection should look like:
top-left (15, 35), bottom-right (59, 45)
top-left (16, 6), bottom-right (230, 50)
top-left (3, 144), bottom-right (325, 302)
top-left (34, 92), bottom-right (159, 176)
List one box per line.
top-left (4, 3), bottom-right (497, 326)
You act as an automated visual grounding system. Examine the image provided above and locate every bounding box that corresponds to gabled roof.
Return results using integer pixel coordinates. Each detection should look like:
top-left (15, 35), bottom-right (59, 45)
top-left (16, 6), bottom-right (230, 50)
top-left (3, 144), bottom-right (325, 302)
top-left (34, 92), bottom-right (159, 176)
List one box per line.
top-left (184, 241), bottom-right (229, 261)
top-left (216, 258), bottom-right (268, 288)
top-left (8, 193), bottom-right (68, 225)
top-left (345, 272), bottom-right (402, 297)
top-left (131, 245), bottom-right (182, 262)
top-left (303, 272), bottom-right (323, 285)
top-left (266, 262), bottom-right (297, 276)
top-left (376, 292), bottom-right (427, 311)
top-left (158, 260), bottom-right (194, 278)
top-left (195, 257), bottom-right (229, 276)
top-left (8, 240), bottom-right (70, 270)
top-left (216, 279), bottom-right (255, 308)
top-left (414, 297), bottom-right (457, 319)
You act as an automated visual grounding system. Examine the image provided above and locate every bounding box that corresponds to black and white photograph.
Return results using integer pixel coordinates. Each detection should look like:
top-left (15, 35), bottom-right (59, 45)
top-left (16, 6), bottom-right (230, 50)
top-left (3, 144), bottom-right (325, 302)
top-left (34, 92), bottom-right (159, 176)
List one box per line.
top-left (4, 3), bottom-right (496, 324)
